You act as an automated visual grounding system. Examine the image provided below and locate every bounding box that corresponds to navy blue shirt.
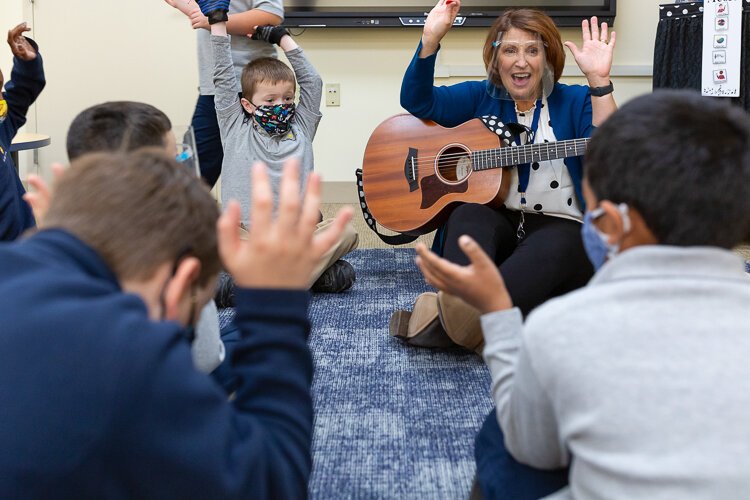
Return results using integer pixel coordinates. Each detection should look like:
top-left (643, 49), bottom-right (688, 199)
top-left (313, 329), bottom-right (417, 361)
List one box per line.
top-left (0, 39), bottom-right (45, 241)
top-left (0, 229), bottom-right (314, 499)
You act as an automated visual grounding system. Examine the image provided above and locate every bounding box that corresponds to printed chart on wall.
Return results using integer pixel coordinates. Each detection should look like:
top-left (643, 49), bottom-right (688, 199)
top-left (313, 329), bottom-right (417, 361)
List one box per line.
top-left (702, 0), bottom-right (743, 97)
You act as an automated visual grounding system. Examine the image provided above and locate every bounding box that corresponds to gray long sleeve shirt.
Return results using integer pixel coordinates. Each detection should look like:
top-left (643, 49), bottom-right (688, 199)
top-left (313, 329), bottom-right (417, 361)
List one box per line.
top-left (481, 245), bottom-right (750, 499)
top-left (212, 35), bottom-right (322, 224)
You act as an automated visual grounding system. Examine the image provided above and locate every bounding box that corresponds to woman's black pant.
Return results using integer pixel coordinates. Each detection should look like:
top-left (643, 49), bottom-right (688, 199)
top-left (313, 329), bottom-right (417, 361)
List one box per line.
top-left (441, 204), bottom-right (593, 316)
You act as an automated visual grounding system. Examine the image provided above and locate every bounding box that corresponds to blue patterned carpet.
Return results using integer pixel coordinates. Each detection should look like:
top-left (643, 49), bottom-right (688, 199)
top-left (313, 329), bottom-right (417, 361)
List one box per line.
top-left (221, 249), bottom-right (493, 499)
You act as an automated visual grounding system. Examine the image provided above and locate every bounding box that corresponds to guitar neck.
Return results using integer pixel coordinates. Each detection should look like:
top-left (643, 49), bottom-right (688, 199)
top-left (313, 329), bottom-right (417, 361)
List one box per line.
top-left (472, 138), bottom-right (590, 171)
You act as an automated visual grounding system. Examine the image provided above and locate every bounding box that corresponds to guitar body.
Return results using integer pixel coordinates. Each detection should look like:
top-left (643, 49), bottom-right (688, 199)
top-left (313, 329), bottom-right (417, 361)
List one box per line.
top-left (362, 114), bottom-right (509, 235)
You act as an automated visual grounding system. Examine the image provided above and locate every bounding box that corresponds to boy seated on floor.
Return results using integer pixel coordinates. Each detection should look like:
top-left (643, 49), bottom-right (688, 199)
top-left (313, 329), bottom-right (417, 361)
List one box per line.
top-left (195, 0), bottom-right (358, 303)
top-left (414, 90), bottom-right (750, 499)
top-left (0, 148), bottom-right (352, 497)
top-left (0, 22), bottom-right (45, 241)
top-left (25, 101), bottom-right (225, 375)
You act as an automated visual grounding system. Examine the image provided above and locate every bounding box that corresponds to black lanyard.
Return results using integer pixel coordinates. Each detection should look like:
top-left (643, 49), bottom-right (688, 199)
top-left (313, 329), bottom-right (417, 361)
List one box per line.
top-left (501, 99), bottom-right (543, 240)
top-left (513, 100), bottom-right (542, 202)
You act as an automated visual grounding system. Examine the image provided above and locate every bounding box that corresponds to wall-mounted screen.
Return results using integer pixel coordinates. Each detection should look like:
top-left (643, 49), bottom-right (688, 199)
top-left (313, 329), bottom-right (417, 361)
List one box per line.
top-left (284, 0), bottom-right (616, 28)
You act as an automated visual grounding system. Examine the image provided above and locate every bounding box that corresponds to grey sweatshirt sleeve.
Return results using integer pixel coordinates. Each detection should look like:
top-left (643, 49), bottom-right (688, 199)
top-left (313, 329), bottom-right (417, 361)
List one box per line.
top-left (286, 47), bottom-right (323, 142)
top-left (481, 308), bottom-right (569, 469)
top-left (211, 35), bottom-right (243, 117)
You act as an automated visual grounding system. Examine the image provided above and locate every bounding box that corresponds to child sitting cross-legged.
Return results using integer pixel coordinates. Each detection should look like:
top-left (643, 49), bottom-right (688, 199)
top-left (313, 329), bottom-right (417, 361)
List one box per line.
top-left (197, 0), bottom-right (359, 305)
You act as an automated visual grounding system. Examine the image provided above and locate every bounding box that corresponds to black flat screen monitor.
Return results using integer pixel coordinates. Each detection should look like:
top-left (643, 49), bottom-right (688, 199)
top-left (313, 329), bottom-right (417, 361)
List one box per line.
top-left (284, 0), bottom-right (616, 28)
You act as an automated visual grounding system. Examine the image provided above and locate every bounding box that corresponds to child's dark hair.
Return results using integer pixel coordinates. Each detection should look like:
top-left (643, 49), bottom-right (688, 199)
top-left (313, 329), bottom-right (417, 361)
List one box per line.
top-left (585, 90), bottom-right (750, 248)
top-left (240, 57), bottom-right (296, 101)
top-left (45, 149), bottom-right (221, 286)
top-left (66, 101), bottom-right (172, 160)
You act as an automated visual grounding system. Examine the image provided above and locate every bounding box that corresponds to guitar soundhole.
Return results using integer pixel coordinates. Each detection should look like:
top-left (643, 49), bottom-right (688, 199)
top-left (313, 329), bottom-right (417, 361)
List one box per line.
top-left (436, 146), bottom-right (472, 184)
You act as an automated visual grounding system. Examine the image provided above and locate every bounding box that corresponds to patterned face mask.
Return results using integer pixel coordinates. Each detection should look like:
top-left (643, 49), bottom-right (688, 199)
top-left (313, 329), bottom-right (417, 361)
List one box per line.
top-left (0, 99), bottom-right (8, 124)
top-left (252, 102), bottom-right (296, 136)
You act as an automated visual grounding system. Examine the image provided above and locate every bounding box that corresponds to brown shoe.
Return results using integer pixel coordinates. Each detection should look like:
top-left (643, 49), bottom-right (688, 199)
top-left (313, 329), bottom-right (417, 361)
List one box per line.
top-left (437, 292), bottom-right (485, 354)
top-left (389, 292), bottom-right (457, 348)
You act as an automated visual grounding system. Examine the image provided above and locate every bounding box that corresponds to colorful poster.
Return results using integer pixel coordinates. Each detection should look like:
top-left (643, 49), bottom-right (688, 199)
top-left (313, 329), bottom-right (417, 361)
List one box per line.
top-left (702, 0), bottom-right (743, 97)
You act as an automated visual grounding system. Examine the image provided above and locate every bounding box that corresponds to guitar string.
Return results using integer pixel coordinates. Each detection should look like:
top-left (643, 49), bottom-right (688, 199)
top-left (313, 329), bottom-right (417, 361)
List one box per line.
top-left (405, 139), bottom-right (590, 173)
top-left (404, 138), bottom-right (590, 164)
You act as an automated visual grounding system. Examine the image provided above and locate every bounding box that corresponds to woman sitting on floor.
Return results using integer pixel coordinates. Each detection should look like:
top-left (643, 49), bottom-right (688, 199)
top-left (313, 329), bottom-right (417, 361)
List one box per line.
top-left (391, 0), bottom-right (617, 351)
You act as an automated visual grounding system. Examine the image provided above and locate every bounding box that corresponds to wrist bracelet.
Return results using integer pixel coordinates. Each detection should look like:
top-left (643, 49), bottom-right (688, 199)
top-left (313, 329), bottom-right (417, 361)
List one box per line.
top-left (207, 10), bottom-right (229, 25)
top-left (589, 81), bottom-right (614, 97)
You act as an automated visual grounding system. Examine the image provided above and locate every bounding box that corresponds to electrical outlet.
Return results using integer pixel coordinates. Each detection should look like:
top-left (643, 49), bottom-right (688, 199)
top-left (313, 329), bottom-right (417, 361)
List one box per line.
top-left (326, 83), bottom-right (341, 106)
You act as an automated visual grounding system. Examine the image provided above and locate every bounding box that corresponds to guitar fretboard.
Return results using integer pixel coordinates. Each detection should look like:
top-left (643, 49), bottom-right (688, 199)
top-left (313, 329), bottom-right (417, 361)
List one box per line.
top-left (471, 138), bottom-right (590, 171)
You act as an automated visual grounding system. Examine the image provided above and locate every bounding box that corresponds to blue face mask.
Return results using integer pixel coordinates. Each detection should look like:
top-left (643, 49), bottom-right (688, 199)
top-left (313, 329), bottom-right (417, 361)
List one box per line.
top-left (581, 204), bottom-right (630, 271)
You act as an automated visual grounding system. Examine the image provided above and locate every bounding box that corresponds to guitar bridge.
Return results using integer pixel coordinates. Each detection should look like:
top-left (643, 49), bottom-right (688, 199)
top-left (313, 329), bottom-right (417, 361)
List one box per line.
top-left (404, 148), bottom-right (418, 192)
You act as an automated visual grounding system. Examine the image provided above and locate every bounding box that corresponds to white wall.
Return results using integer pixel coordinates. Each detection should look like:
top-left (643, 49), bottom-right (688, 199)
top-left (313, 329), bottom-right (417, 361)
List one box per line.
top-left (13, 0), bottom-right (661, 197)
top-left (0, 0), bottom-right (26, 74)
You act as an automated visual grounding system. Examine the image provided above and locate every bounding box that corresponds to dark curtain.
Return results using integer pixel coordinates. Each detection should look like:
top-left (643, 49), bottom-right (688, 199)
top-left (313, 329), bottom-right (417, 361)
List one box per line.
top-left (653, 1), bottom-right (750, 111)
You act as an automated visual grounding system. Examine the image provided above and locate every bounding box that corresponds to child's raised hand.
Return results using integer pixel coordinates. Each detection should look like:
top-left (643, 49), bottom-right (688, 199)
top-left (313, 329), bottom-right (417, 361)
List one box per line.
top-left (22, 163), bottom-right (66, 227)
top-left (194, 0), bottom-right (231, 25)
top-left (415, 236), bottom-right (513, 314)
top-left (250, 25), bottom-right (289, 46)
top-left (217, 159), bottom-right (353, 290)
top-left (7, 23), bottom-right (36, 61)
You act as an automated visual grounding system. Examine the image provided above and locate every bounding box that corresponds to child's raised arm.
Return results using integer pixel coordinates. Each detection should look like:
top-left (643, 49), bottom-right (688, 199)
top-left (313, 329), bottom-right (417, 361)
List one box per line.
top-left (191, 1), bottom-right (238, 113)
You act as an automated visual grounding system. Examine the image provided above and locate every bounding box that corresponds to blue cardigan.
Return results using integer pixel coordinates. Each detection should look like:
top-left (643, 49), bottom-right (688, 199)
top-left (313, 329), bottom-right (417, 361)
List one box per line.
top-left (400, 42), bottom-right (593, 209)
top-left (0, 39), bottom-right (44, 241)
top-left (0, 230), bottom-right (314, 499)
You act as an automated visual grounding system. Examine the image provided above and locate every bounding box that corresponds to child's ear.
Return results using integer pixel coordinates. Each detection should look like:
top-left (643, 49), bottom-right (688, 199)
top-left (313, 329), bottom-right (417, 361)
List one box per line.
top-left (163, 257), bottom-right (201, 324)
top-left (598, 200), bottom-right (627, 245)
top-left (240, 97), bottom-right (254, 114)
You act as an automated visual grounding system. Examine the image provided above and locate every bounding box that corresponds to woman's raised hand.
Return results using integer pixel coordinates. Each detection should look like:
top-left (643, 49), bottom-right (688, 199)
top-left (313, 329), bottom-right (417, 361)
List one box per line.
top-left (421, 0), bottom-right (461, 55)
top-left (564, 16), bottom-right (616, 87)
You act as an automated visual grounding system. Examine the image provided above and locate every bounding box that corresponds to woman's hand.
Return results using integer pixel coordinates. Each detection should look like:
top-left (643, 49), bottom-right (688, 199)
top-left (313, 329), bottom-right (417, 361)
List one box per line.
top-left (415, 236), bottom-right (513, 315)
top-left (421, 0), bottom-right (461, 56)
top-left (564, 16), bottom-right (616, 87)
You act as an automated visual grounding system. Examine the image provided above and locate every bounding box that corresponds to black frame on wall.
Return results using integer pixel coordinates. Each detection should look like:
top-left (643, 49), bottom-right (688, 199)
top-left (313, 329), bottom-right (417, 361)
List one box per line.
top-left (283, 0), bottom-right (616, 28)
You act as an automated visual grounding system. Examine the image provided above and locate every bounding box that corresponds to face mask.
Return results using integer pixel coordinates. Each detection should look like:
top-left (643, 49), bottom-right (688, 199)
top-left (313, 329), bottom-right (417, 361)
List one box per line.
top-left (252, 102), bottom-right (295, 136)
top-left (581, 203), bottom-right (631, 271)
top-left (0, 99), bottom-right (7, 124)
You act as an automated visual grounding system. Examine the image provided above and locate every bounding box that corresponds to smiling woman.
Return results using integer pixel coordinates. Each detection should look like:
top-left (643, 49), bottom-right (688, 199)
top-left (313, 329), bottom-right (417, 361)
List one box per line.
top-left (392, 0), bottom-right (618, 438)
top-left (392, 1), bottom-right (619, 494)
top-left (395, 0), bottom-right (617, 337)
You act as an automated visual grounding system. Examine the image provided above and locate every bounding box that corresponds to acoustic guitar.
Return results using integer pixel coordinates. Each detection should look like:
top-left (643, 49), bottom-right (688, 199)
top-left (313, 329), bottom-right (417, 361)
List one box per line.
top-left (361, 114), bottom-right (589, 235)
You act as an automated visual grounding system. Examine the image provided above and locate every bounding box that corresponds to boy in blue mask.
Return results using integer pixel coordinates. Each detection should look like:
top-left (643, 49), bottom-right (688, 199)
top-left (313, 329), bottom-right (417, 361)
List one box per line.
top-left (194, 0), bottom-right (358, 298)
top-left (412, 90), bottom-right (750, 499)
top-left (0, 22), bottom-right (45, 241)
